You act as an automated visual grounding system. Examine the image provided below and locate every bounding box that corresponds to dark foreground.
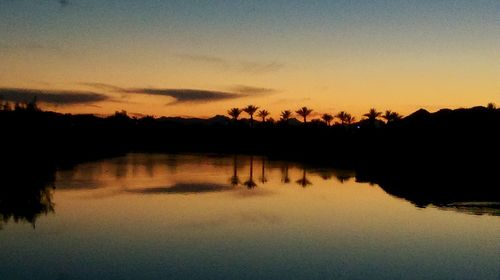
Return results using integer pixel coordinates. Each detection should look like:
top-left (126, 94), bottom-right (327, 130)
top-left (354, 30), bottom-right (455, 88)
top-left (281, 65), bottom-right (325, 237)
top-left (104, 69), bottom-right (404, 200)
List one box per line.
top-left (1, 105), bottom-right (499, 207)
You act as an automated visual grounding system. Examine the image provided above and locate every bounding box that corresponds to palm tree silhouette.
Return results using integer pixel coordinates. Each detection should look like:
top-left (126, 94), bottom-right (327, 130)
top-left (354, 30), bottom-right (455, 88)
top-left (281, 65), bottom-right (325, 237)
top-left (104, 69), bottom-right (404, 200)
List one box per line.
top-left (345, 113), bottom-right (355, 125)
top-left (243, 105), bottom-right (259, 127)
top-left (228, 108), bottom-right (242, 121)
top-left (230, 155), bottom-right (241, 186)
top-left (336, 111), bottom-right (355, 125)
top-left (296, 169), bottom-right (312, 187)
top-left (243, 156), bottom-right (257, 189)
top-left (363, 108), bottom-right (382, 124)
top-left (321, 113), bottom-right (334, 126)
top-left (296, 107), bottom-right (313, 123)
top-left (257, 109), bottom-right (270, 122)
top-left (382, 110), bottom-right (403, 123)
top-left (280, 110), bottom-right (293, 123)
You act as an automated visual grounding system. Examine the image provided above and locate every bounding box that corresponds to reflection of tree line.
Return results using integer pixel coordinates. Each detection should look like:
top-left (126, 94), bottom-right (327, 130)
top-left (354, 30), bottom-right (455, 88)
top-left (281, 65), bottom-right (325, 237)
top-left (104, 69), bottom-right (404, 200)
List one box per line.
top-left (0, 166), bottom-right (55, 229)
top-left (2, 154), bottom-right (498, 229)
top-left (229, 155), bottom-right (353, 189)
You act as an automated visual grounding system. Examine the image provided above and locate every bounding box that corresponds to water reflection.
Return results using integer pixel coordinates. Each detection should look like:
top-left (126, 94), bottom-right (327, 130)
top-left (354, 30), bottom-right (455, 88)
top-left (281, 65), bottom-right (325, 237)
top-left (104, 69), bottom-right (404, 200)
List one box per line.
top-left (296, 169), bottom-right (312, 187)
top-left (243, 156), bottom-right (257, 189)
top-left (0, 153), bottom-right (499, 280)
top-left (0, 167), bottom-right (55, 229)
top-left (0, 153), bottom-right (498, 230)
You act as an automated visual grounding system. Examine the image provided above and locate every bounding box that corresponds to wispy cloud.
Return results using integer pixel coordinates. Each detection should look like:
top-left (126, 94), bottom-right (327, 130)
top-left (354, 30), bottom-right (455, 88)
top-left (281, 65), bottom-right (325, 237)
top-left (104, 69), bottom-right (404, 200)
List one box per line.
top-left (81, 83), bottom-right (275, 104)
top-left (124, 88), bottom-right (245, 104)
top-left (79, 82), bottom-right (125, 92)
top-left (175, 53), bottom-right (284, 74)
top-left (231, 85), bottom-right (277, 95)
top-left (0, 88), bottom-right (109, 105)
top-left (239, 61), bottom-right (284, 74)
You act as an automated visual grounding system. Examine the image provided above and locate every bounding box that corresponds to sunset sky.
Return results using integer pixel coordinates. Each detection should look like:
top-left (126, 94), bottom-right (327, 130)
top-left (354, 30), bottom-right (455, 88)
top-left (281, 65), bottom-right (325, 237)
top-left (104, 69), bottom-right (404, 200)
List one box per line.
top-left (0, 0), bottom-right (498, 118)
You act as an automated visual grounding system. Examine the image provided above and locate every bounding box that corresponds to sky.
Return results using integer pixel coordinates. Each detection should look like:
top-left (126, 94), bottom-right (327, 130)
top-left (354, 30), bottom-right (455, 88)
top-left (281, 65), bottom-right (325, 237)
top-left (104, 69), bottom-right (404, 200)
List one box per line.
top-left (0, 0), bottom-right (498, 118)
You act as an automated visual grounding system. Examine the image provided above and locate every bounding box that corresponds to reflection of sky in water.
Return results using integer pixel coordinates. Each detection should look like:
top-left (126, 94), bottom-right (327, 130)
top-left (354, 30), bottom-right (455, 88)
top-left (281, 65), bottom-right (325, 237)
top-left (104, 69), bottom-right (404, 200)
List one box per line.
top-left (0, 154), bottom-right (499, 280)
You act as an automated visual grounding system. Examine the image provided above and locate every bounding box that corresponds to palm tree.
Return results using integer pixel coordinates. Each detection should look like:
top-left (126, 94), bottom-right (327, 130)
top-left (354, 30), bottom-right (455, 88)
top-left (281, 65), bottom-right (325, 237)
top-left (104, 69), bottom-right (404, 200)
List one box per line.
top-left (363, 108), bottom-right (382, 123)
top-left (227, 108), bottom-right (242, 121)
top-left (335, 111), bottom-right (346, 125)
top-left (230, 155), bottom-right (240, 186)
top-left (296, 169), bottom-right (312, 187)
top-left (260, 158), bottom-right (268, 183)
top-left (382, 110), bottom-right (403, 123)
top-left (345, 113), bottom-right (355, 125)
top-left (296, 107), bottom-right (313, 123)
top-left (336, 111), bottom-right (356, 125)
top-left (257, 109), bottom-right (270, 122)
top-left (280, 110), bottom-right (292, 123)
top-left (281, 164), bottom-right (290, 184)
top-left (243, 105), bottom-right (259, 127)
top-left (243, 156), bottom-right (257, 189)
top-left (321, 113), bottom-right (334, 126)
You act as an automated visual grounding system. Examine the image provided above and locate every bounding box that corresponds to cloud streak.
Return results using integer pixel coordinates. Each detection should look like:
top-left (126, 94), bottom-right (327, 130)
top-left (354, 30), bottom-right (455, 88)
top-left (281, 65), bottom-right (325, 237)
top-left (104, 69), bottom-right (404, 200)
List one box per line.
top-left (82, 83), bottom-right (273, 104)
top-left (0, 88), bottom-right (109, 105)
top-left (125, 88), bottom-right (246, 104)
top-left (176, 53), bottom-right (284, 74)
top-left (231, 85), bottom-right (277, 95)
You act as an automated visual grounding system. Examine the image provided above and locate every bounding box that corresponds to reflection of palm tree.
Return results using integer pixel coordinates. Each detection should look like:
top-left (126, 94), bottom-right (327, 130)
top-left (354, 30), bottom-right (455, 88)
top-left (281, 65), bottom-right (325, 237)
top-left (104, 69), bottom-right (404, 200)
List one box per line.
top-left (296, 169), bottom-right (312, 187)
top-left (243, 156), bottom-right (257, 189)
top-left (257, 109), bottom-right (270, 122)
top-left (281, 164), bottom-right (290, 184)
top-left (243, 105), bottom-right (259, 127)
top-left (321, 113), bottom-right (333, 126)
top-left (228, 108), bottom-right (242, 121)
top-left (260, 158), bottom-right (268, 183)
top-left (230, 155), bottom-right (240, 186)
top-left (296, 107), bottom-right (313, 123)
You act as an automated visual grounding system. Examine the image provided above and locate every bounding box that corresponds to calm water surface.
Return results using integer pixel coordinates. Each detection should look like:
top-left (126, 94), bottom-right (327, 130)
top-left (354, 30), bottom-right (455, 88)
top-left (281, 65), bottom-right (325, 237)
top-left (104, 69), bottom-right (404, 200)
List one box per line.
top-left (1, 153), bottom-right (499, 279)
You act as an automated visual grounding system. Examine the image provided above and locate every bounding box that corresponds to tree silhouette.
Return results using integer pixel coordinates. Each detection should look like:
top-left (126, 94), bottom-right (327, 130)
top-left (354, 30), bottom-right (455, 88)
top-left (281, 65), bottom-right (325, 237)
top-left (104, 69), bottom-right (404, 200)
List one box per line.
top-left (243, 105), bottom-right (259, 127)
top-left (230, 155), bottom-right (241, 186)
top-left (296, 107), bottom-right (313, 123)
top-left (296, 169), bottom-right (312, 187)
top-left (257, 109), bottom-right (270, 122)
top-left (228, 108), bottom-right (242, 121)
top-left (280, 110), bottom-right (293, 123)
top-left (336, 111), bottom-right (355, 125)
top-left (26, 96), bottom-right (40, 112)
top-left (487, 103), bottom-right (496, 110)
top-left (382, 110), bottom-right (403, 123)
top-left (281, 164), bottom-right (291, 183)
top-left (364, 108), bottom-right (382, 123)
top-left (260, 158), bottom-right (268, 183)
top-left (321, 113), bottom-right (334, 126)
top-left (345, 113), bottom-right (355, 125)
top-left (243, 156), bottom-right (257, 189)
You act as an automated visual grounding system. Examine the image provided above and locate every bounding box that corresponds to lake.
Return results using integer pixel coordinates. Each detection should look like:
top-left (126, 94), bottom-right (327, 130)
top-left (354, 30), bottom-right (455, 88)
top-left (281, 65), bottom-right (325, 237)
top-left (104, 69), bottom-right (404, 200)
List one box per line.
top-left (0, 153), bottom-right (499, 279)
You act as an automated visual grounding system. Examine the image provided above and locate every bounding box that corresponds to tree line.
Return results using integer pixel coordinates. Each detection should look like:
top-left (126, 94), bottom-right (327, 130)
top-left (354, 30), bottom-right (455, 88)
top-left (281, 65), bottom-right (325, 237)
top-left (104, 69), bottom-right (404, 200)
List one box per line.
top-left (229, 105), bottom-right (402, 126)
